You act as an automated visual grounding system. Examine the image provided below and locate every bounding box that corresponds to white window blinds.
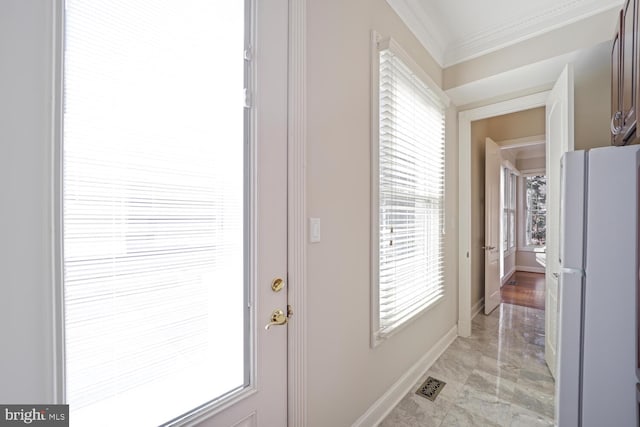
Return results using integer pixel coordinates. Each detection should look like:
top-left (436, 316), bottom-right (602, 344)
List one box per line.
top-left (62, 1), bottom-right (246, 425)
top-left (503, 168), bottom-right (517, 251)
top-left (373, 37), bottom-right (447, 342)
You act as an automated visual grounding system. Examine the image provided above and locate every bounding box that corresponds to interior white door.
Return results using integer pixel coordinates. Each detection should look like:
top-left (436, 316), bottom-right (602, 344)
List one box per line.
top-left (484, 137), bottom-right (502, 315)
top-left (200, 0), bottom-right (288, 425)
top-left (545, 64), bottom-right (574, 378)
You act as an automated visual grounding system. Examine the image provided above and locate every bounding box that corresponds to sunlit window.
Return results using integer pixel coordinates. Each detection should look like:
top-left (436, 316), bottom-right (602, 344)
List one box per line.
top-left (62, 1), bottom-right (247, 425)
top-left (525, 175), bottom-right (547, 246)
top-left (372, 36), bottom-right (447, 343)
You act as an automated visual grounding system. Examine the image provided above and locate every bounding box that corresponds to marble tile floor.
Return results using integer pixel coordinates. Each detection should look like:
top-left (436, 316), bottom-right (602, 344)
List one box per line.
top-left (380, 303), bottom-right (555, 427)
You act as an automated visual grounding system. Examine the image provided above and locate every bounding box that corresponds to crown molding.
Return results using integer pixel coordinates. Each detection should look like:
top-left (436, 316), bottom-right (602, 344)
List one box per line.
top-left (443, 0), bottom-right (622, 66)
top-left (386, 0), bottom-right (447, 67)
top-left (389, 0), bottom-right (622, 68)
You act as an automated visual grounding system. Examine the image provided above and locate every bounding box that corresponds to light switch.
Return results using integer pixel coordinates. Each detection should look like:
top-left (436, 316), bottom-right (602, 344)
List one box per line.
top-left (309, 218), bottom-right (321, 243)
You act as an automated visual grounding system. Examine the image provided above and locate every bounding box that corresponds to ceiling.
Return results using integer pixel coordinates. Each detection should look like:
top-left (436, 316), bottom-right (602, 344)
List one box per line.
top-left (387, 0), bottom-right (623, 67)
top-left (501, 141), bottom-right (546, 161)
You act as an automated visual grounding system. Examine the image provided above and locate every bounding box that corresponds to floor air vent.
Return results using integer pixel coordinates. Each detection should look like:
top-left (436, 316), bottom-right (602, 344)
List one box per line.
top-left (415, 376), bottom-right (446, 401)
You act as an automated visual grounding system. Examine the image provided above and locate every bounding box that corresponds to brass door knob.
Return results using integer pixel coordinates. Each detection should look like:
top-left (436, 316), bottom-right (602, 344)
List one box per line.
top-left (265, 309), bottom-right (288, 330)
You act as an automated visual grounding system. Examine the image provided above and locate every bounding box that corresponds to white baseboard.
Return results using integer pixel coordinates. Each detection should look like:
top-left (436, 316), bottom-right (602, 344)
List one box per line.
top-left (501, 267), bottom-right (516, 286)
top-left (471, 298), bottom-right (484, 319)
top-left (351, 325), bottom-right (458, 427)
top-left (516, 265), bottom-right (545, 274)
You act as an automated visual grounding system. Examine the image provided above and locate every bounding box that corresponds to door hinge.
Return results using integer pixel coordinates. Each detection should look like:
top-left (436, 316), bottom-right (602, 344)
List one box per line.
top-left (244, 47), bottom-right (253, 61)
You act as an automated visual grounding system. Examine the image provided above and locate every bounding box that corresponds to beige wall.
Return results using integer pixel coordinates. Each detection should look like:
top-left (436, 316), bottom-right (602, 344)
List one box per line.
top-left (516, 251), bottom-right (546, 271)
top-left (574, 40), bottom-right (611, 150)
top-left (306, 1), bottom-right (457, 425)
top-left (517, 156), bottom-right (545, 171)
top-left (504, 251), bottom-right (516, 279)
top-left (305, 4), bottom-right (612, 424)
top-left (488, 108), bottom-right (545, 142)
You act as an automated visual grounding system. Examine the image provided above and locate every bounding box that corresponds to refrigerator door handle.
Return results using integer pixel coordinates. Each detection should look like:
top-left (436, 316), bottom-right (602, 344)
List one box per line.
top-left (560, 267), bottom-right (585, 276)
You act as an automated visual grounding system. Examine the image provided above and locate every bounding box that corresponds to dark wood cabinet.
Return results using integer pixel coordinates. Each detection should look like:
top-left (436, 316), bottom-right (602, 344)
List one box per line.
top-left (612, 0), bottom-right (638, 145)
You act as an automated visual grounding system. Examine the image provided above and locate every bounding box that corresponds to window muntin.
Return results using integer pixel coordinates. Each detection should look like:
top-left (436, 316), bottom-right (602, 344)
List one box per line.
top-left (372, 36), bottom-right (447, 344)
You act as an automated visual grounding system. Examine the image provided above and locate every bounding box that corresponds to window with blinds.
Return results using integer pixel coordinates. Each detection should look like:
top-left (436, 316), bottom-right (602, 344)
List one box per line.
top-left (372, 36), bottom-right (448, 343)
top-left (503, 168), bottom-right (517, 251)
top-left (62, 1), bottom-right (247, 425)
top-left (525, 175), bottom-right (547, 246)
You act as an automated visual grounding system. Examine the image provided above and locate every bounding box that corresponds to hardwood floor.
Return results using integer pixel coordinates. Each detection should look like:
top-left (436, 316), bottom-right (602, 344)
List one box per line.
top-left (501, 271), bottom-right (546, 311)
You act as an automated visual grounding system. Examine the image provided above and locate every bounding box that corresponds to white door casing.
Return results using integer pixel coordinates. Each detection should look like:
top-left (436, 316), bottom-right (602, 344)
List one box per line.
top-left (544, 64), bottom-right (574, 379)
top-left (484, 137), bottom-right (502, 315)
top-left (286, 0), bottom-right (308, 425)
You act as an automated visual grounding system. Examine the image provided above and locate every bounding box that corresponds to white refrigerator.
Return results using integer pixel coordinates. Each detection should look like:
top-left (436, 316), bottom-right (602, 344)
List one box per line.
top-left (556, 145), bottom-right (639, 426)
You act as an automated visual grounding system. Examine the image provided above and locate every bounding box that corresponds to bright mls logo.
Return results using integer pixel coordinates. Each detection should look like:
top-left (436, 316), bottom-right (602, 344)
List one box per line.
top-left (0, 405), bottom-right (68, 426)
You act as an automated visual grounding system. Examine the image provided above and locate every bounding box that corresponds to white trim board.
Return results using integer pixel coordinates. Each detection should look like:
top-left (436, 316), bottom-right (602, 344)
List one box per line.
top-left (351, 326), bottom-right (458, 427)
top-left (288, 0), bottom-right (308, 425)
top-left (384, 0), bottom-right (620, 68)
top-left (516, 266), bottom-right (546, 274)
top-left (458, 91), bottom-right (550, 337)
top-left (498, 134), bottom-right (546, 149)
top-left (502, 267), bottom-right (517, 285)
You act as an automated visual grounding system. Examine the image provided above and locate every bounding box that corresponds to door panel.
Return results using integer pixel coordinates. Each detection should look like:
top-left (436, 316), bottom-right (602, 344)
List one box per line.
top-left (484, 137), bottom-right (502, 315)
top-left (545, 64), bottom-right (574, 379)
top-left (199, 0), bottom-right (288, 424)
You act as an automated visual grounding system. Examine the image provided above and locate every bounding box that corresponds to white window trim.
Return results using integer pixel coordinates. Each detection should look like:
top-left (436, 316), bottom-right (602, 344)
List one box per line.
top-left (502, 161), bottom-right (519, 256)
top-left (518, 246), bottom-right (547, 253)
top-left (370, 31), bottom-right (449, 347)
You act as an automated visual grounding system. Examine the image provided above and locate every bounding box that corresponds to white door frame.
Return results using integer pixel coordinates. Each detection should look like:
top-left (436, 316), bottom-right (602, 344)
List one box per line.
top-left (287, 0), bottom-right (308, 425)
top-left (457, 91), bottom-right (549, 337)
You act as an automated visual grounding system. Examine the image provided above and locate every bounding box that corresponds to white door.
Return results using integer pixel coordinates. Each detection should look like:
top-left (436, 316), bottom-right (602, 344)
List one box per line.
top-left (484, 137), bottom-right (502, 315)
top-left (545, 64), bottom-right (574, 378)
top-left (60, 1), bottom-right (288, 426)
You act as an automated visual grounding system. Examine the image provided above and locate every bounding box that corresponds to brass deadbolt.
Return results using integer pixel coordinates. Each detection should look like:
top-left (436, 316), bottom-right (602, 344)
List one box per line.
top-left (271, 278), bottom-right (285, 292)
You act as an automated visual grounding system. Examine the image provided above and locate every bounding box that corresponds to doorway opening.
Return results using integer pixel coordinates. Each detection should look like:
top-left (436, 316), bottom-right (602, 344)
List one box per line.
top-left (469, 108), bottom-right (547, 318)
